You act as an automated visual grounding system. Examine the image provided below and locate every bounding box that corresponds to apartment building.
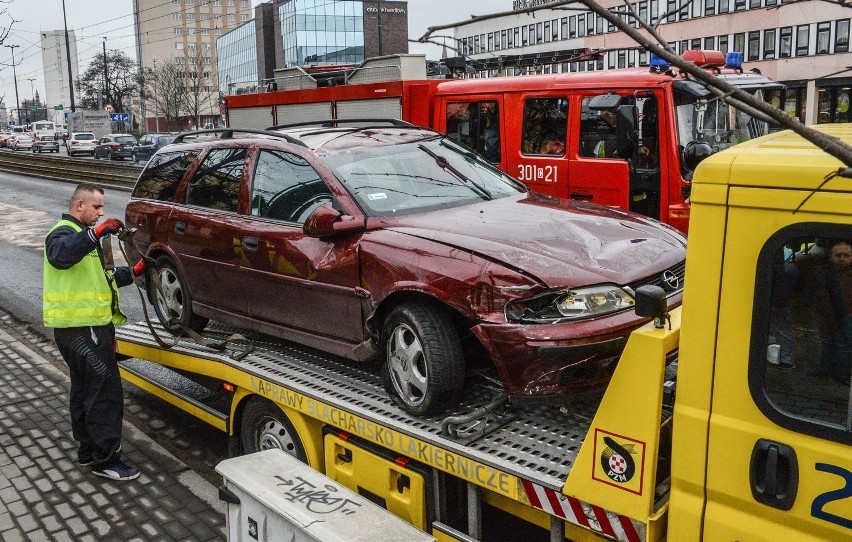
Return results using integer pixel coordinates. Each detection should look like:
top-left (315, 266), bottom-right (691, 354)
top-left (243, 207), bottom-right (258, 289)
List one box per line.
top-left (137, 0), bottom-right (253, 129)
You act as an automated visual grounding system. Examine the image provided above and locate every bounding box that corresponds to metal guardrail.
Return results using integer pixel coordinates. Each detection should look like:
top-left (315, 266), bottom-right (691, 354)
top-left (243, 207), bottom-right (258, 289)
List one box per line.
top-left (0, 148), bottom-right (140, 190)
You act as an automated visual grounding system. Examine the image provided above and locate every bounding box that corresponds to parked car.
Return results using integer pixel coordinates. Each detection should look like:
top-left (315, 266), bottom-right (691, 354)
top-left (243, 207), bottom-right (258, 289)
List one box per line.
top-left (0, 132), bottom-right (12, 148)
top-left (131, 133), bottom-right (176, 163)
top-left (66, 132), bottom-right (98, 156)
top-left (125, 124), bottom-right (686, 415)
top-left (33, 135), bottom-right (60, 153)
top-left (9, 134), bottom-right (33, 151)
top-left (94, 134), bottom-right (137, 160)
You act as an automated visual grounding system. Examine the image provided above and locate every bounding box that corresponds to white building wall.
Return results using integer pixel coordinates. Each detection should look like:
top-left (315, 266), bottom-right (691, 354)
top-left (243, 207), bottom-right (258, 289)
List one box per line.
top-left (40, 30), bottom-right (79, 122)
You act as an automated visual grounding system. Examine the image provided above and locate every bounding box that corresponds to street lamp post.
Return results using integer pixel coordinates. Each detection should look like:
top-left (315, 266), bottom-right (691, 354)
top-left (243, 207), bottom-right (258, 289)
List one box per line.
top-left (5, 44), bottom-right (20, 127)
top-left (27, 77), bottom-right (35, 124)
top-left (61, 0), bottom-right (76, 112)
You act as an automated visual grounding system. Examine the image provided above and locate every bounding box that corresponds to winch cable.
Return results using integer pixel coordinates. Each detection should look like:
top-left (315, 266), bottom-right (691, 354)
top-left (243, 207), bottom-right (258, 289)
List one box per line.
top-left (114, 228), bottom-right (254, 361)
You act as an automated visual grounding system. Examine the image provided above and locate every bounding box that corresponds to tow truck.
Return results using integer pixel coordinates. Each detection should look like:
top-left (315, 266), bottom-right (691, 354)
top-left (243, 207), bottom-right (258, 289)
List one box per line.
top-left (116, 124), bottom-right (852, 541)
top-left (225, 50), bottom-right (785, 233)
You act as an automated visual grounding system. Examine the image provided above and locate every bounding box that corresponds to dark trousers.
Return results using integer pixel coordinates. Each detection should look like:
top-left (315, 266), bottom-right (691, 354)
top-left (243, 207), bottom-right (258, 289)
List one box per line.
top-left (54, 325), bottom-right (123, 469)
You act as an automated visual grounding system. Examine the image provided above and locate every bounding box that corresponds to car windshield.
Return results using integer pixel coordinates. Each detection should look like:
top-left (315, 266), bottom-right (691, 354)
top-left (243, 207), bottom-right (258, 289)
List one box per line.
top-left (674, 84), bottom-right (783, 173)
top-left (157, 136), bottom-right (175, 145)
top-left (116, 136), bottom-right (136, 144)
top-left (324, 136), bottom-right (526, 217)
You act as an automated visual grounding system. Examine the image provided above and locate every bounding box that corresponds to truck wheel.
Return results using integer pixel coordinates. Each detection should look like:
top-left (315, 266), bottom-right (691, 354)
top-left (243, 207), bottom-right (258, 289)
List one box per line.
top-left (381, 302), bottom-right (464, 416)
top-left (240, 397), bottom-right (307, 461)
top-left (150, 256), bottom-right (208, 334)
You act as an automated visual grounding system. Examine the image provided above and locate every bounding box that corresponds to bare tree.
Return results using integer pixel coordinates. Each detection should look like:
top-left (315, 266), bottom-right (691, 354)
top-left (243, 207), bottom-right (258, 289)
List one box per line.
top-left (77, 50), bottom-right (138, 114)
top-left (145, 59), bottom-right (185, 131)
top-left (418, 0), bottom-right (852, 174)
top-left (179, 47), bottom-right (218, 129)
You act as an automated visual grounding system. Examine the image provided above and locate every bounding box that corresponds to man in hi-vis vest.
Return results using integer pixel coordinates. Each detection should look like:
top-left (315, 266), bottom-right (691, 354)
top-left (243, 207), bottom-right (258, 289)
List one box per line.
top-left (43, 183), bottom-right (145, 481)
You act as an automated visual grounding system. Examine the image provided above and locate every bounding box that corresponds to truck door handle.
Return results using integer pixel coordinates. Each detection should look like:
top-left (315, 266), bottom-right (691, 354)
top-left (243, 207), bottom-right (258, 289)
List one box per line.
top-left (570, 192), bottom-right (594, 201)
top-left (174, 222), bottom-right (186, 235)
top-left (241, 237), bottom-right (259, 252)
top-left (749, 438), bottom-right (798, 510)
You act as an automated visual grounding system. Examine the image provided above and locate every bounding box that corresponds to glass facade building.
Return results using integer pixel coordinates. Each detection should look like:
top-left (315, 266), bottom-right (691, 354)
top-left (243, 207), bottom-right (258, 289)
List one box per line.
top-left (217, 20), bottom-right (259, 95)
top-left (281, 0), bottom-right (365, 67)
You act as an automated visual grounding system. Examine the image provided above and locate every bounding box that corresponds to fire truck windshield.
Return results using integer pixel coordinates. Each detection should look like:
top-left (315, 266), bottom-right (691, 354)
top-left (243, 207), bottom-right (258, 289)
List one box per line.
top-left (675, 84), bottom-right (782, 174)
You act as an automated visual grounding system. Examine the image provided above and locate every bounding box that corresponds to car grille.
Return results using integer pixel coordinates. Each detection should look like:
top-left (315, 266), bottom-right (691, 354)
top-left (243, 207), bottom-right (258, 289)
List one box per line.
top-left (628, 260), bottom-right (685, 296)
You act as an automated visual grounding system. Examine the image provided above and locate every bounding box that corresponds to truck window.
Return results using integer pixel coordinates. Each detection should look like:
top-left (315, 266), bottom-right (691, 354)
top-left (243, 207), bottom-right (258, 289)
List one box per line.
top-left (186, 148), bottom-right (246, 212)
top-left (250, 149), bottom-right (331, 224)
top-left (580, 96), bottom-right (622, 158)
top-left (521, 97), bottom-right (568, 156)
top-left (445, 100), bottom-right (501, 164)
top-left (753, 225), bottom-right (852, 444)
top-left (132, 150), bottom-right (200, 201)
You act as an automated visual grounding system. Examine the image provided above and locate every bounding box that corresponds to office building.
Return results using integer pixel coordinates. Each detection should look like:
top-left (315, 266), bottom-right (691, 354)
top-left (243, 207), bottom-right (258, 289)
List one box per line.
top-left (40, 30), bottom-right (80, 123)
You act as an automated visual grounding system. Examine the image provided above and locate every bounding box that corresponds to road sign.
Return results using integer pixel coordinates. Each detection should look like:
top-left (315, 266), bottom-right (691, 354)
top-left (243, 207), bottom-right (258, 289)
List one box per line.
top-left (53, 105), bottom-right (64, 110)
top-left (29, 106), bottom-right (37, 113)
top-left (110, 112), bottom-right (129, 122)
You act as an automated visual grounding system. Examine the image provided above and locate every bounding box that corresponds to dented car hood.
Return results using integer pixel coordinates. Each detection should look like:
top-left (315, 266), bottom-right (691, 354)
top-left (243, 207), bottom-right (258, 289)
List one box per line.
top-left (378, 193), bottom-right (686, 287)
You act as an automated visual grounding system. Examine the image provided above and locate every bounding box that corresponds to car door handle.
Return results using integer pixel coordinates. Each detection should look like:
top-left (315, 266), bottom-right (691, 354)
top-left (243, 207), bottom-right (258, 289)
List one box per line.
top-left (174, 222), bottom-right (186, 235)
top-left (241, 237), bottom-right (259, 252)
top-left (749, 438), bottom-right (798, 510)
top-left (570, 192), bottom-right (594, 201)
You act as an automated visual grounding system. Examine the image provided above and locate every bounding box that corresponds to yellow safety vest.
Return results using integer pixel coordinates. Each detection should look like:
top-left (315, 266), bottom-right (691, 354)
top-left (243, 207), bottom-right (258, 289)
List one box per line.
top-left (43, 219), bottom-right (127, 328)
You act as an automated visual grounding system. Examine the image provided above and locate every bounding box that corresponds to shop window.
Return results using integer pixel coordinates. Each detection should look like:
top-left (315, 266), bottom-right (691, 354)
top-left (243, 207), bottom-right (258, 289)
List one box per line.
top-left (836, 19), bottom-right (850, 53)
top-left (780, 27), bottom-right (792, 58)
top-left (835, 86), bottom-right (851, 123)
top-left (752, 226), bottom-right (852, 446)
top-left (818, 88), bottom-right (833, 124)
top-left (817, 22), bottom-right (831, 54)
top-left (522, 97), bottom-right (568, 156)
top-left (796, 24), bottom-right (810, 56)
top-left (763, 29), bottom-right (776, 59)
top-left (748, 31), bottom-right (760, 60)
top-left (445, 101), bottom-right (501, 164)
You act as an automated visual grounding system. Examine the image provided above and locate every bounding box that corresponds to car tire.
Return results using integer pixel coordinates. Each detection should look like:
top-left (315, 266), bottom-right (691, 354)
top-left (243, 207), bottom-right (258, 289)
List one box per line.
top-left (240, 397), bottom-right (307, 461)
top-left (109, 150), bottom-right (116, 161)
top-left (93, 150), bottom-right (99, 159)
top-left (381, 302), bottom-right (464, 416)
top-left (149, 256), bottom-right (208, 335)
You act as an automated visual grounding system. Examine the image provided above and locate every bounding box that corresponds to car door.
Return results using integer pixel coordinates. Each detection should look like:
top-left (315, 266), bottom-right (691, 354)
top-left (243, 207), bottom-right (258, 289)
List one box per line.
top-left (701, 186), bottom-right (852, 540)
top-left (167, 146), bottom-right (249, 315)
top-left (237, 147), bottom-right (364, 343)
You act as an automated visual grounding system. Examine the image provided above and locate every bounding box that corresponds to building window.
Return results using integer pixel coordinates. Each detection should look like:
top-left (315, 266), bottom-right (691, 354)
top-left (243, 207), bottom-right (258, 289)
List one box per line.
top-left (544, 21), bottom-right (551, 43)
top-left (733, 32), bottom-right (745, 54)
top-left (747, 31), bottom-right (760, 60)
top-left (537, 22), bottom-right (543, 42)
top-left (679, 0), bottom-right (690, 21)
top-left (691, 0), bottom-right (702, 19)
top-left (227, 0), bottom-right (235, 6)
top-left (734, 0), bottom-right (746, 11)
top-left (607, 9), bottom-right (616, 32)
top-left (796, 24), bottom-right (810, 56)
top-left (705, 0), bottom-right (716, 15)
top-left (765, 0), bottom-right (776, 4)
top-left (704, 36), bottom-right (716, 49)
top-left (780, 26), bottom-right (792, 57)
top-left (186, 0), bottom-right (194, 5)
top-left (816, 22), bottom-right (831, 54)
top-left (228, 14), bottom-right (236, 22)
top-left (719, 34), bottom-right (729, 54)
top-left (837, 19), bottom-right (850, 53)
top-left (201, 13), bottom-right (209, 20)
top-left (719, 0), bottom-right (730, 13)
top-left (596, 12), bottom-right (605, 33)
top-left (667, 0), bottom-right (677, 22)
top-left (173, 12), bottom-right (182, 20)
top-left (763, 28), bottom-right (776, 59)
top-left (202, 27), bottom-right (210, 35)
top-left (749, 0), bottom-right (760, 7)
top-left (586, 14), bottom-right (594, 35)
top-left (561, 17), bottom-right (568, 39)
top-left (241, 0), bottom-right (249, 5)
top-left (650, 0), bottom-right (659, 24)
top-left (172, 0), bottom-right (179, 4)
top-left (174, 27), bottom-right (182, 35)
top-left (488, 33), bottom-right (494, 51)
top-left (241, 14), bottom-right (249, 22)
top-left (578, 14), bottom-right (586, 37)
top-left (552, 19), bottom-right (560, 40)
top-left (186, 13), bottom-right (195, 21)
top-left (175, 42), bottom-right (184, 50)
top-left (639, 1), bottom-right (648, 21)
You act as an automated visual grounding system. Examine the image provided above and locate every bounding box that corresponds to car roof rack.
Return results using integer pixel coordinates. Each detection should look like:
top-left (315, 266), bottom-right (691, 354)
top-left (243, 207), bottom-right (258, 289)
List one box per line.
top-left (171, 128), bottom-right (309, 147)
top-left (268, 118), bottom-right (417, 130)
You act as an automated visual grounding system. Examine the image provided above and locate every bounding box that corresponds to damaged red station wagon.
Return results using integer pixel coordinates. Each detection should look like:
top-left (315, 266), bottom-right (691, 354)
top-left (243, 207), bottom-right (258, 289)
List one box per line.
top-left (125, 123), bottom-right (686, 415)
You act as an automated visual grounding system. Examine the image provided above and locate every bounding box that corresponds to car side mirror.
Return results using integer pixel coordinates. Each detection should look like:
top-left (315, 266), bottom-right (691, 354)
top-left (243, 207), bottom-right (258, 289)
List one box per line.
top-left (303, 205), bottom-right (365, 238)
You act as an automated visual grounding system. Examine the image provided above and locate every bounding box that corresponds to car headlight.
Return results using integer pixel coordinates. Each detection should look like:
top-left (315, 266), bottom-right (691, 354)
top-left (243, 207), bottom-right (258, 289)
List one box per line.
top-left (506, 285), bottom-right (635, 323)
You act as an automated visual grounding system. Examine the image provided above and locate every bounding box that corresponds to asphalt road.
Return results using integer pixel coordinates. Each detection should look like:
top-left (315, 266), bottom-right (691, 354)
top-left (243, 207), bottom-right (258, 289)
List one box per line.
top-left (0, 171), bottom-right (229, 485)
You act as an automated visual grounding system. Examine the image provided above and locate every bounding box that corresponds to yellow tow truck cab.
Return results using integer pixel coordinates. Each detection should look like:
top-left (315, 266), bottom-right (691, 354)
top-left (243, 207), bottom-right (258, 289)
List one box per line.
top-left (116, 125), bottom-right (852, 541)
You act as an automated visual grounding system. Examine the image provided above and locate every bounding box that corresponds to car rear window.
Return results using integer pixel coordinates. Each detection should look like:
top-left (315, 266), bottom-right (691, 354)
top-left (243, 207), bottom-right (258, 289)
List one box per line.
top-left (132, 150), bottom-right (200, 201)
top-left (75, 133), bottom-right (95, 140)
top-left (185, 148), bottom-right (247, 212)
top-left (116, 136), bottom-right (136, 144)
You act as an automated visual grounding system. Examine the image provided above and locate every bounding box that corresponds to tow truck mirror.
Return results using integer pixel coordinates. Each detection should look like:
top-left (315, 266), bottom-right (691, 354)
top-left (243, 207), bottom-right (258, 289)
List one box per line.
top-left (682, 141), bottom-right (713, 171)
top-left (303, 205), bottom-right (365, 238)
top-left (634, 285), bottom-right (666, 319)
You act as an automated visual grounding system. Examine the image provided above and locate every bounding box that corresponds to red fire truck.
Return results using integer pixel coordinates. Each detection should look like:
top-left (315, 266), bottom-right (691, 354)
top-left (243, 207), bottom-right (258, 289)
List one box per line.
top-left (225, 51), bottom-right (784, 233)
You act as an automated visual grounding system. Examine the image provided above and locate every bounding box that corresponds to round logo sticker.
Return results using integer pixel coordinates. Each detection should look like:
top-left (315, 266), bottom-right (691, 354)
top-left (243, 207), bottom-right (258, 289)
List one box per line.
top-left (600, 436), bottom-right (636, 483)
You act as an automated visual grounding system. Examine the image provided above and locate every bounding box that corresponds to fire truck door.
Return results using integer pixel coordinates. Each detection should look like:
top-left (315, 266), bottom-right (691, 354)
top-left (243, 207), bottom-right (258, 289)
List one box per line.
top-left (627, 94), bottom-right (662, 220)
top-left (513, 96), bottom-right (569, 198)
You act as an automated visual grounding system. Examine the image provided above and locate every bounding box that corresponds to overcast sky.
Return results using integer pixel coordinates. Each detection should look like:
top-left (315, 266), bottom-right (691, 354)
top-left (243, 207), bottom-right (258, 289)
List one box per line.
top-left (0, 0), bottom-right (502, 112)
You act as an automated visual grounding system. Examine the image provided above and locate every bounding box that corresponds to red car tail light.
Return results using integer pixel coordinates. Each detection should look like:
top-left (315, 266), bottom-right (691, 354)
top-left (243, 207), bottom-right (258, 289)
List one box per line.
top-left (70, 140), bottom-right (78, 145)
top-left (111, 143), bottom-right (121, 148)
